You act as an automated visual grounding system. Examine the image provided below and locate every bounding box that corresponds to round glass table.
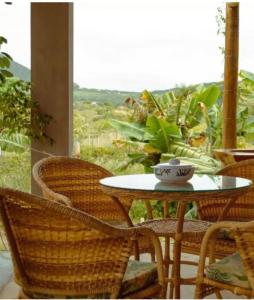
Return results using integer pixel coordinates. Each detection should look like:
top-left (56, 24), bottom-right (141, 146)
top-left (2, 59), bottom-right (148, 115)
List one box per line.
top-left (100, 174), bottom-right (252, 299)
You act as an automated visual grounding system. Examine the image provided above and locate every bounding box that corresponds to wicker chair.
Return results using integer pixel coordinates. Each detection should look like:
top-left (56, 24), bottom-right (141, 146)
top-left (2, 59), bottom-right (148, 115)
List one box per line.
top-left (0, 188), bottom-right (166, 299)
top-left (32, 156), bottom-right (154, 259)
top-left (182, 159), bottom-right (254, 259)
top-left (195, 220), bottom-right (254, 298)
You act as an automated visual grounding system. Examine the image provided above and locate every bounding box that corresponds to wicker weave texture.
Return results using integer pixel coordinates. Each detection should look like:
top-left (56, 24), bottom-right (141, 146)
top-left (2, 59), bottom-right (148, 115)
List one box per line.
top-left (197, 159), bottom-right (254, 222)
top-left (195, 221), bottom-right (254, 298)
top-left (0, 188), bottom-right (165, 299)
top-left (139, 218), bottom-right (211, 238)
top-left (182, 159), bottom-right (254, 260)
top-left (33, 157), bottom-right (156, 260)
top-left (33, 157), bottom-right (132, 222)
top-left (234, 223), bottom-right (254, 290)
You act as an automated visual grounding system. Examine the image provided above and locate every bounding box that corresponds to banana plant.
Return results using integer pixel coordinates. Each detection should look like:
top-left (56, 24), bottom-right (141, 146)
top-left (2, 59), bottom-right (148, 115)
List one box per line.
top-left (237, 70), bottom-right (254, 145)
top-left (110, 84), bottom-right (221, 174)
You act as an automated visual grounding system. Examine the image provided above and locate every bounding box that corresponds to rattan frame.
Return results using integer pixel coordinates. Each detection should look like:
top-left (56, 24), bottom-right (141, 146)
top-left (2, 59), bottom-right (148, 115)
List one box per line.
top-left (195, 220), bottom-right (254, 298)
top-left (0, 188), bottom-right (166, 299)
top-left (100, 174), bottom-right (251, 299)
top-left (32, 156), bottom-right (155, 259)
top-left (182, 159), bottom-right (254, 259)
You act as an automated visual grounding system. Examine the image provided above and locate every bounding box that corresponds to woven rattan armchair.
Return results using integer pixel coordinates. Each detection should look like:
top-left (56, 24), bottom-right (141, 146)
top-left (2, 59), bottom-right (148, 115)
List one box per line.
top-left (195, 220), bottom-right (254, 298)
top-left (32, 156), bottom-right (154, 259)
top-left (182, 159), bottom-right (254, 259)
top-left (0, 188), bottom-right (166, 299)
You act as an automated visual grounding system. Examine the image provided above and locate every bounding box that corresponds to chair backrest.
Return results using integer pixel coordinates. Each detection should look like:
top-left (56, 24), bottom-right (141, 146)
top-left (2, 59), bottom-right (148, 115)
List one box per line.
top-left (197, 159), bottom-right (254, 221)
top-left (233, 221), bottom-right (254, 290)
top-left (33, 156), bottom-right (132, 222)
top-left (0, 188), bottom-right (134, 298)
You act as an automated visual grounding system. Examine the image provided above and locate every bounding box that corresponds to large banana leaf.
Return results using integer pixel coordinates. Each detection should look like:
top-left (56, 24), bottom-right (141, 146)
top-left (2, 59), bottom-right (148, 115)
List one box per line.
top-left (145, 115), bottom-right (181, 153)
top-left (110, 119), bottom-right (145, 141)
top-left (115, 152), bottom-right (160, 173)
top-left (198, 85), bottom-right (221, 108)
top-left (162, 141), bottom-right (219, 164)
top-left (161, 154), bottom-right (220, 174)
top-left (186, 85), bottom-right (220, 128)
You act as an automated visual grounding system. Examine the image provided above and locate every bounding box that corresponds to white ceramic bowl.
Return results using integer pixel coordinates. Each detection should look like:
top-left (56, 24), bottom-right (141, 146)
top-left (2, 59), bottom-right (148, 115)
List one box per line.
top-left (152, 159), bottom-right (194, 183)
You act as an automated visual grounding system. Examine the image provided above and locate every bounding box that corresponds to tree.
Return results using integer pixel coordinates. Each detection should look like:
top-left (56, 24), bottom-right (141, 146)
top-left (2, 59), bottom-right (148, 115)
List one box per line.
top-left (0, 36), bottom-right (52, 152)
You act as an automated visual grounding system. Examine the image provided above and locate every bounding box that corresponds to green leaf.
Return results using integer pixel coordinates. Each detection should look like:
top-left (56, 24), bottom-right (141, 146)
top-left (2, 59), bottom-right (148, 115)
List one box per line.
top-left (1, 69), bottom-right (13, 77)
top-left (239, 69), bottom-right (254, 82)
top-left (0, 36), bottom-right (7, 45)
top-left (0, 56), bottom-right (11, 68)
top-left (200, 85), bottom-right (221, 108)
top-left (0, 133), bottom-right (30, 153)
top-left (0, 72), bottom-right (5, 82)
top-left (110, 119), bottom-right (145, 141)
top-left (1, 52), bottom-right (12, 61)
top-left (146, 115), bottom-right (181, 153)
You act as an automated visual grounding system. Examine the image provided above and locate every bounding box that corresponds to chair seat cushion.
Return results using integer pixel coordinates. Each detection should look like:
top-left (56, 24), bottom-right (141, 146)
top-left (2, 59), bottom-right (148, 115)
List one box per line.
top-left (120, 260), bottom-right (158, 296)
top-left (23, 260), bottom-right (158, 299)
top-left (217, 228), bottom-right (235, 240)
top-left (206, 252), bottom-right (250, 289)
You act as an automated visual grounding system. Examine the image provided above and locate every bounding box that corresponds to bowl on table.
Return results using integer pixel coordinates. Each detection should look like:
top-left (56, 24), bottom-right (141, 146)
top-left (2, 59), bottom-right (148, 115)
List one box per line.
top-left (152, 158), bottom-right (194, 183)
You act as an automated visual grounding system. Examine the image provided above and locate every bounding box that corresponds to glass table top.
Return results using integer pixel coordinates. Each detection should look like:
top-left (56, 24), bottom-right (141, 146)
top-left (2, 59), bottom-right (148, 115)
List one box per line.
top-left (100, 174), bottom-right (252, 193)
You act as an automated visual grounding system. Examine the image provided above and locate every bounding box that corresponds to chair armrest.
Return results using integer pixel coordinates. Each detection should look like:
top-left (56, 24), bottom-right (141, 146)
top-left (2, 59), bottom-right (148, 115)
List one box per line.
top-left (196, 221), bottom-right (251, 280)
top-left (43, 188), bottom-right (72, 207)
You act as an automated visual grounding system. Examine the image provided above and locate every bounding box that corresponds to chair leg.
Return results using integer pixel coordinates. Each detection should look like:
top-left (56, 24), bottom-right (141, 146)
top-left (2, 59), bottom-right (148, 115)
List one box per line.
top-left (151, 251), bottom-right (155, 262)
top-left (164, 236), bottom-right (170, 277)
top-left (133, 240), bottom-right (140, 261)
top-left (169, 262), bottom-right (175, 299)
top-left (194, 282), bottom-right (202, 299)
top-left (18, 289), bottom-right (31, 299)
top-left (215, 289), bottom-right (223, 299)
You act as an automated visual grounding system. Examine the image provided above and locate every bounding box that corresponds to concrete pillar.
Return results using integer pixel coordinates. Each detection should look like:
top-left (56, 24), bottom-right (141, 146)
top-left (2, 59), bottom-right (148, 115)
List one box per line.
top-left (31, 2), bottom-right (73, 193)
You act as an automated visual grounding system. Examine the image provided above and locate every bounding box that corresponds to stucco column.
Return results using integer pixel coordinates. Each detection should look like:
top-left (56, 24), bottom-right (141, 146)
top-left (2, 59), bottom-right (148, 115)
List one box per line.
top-left (31, 2), bottom-right (73, 194)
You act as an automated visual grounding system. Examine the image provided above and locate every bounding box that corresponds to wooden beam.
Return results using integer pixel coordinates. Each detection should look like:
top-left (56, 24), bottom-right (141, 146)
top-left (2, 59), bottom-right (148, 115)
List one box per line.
top-left (31, 3), bottom-right (73, 194)
top-left (223, 2), bottom-right (239, 149)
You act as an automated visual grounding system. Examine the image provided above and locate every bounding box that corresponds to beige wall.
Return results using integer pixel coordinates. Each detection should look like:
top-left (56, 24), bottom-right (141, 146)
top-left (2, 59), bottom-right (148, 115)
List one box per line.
top-left (31, 2), bottom-right (73, 193)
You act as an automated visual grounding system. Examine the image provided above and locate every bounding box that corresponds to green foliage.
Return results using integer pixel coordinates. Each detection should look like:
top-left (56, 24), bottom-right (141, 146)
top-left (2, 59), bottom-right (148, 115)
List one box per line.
top-left (237, 70), bottom-right (254, 146)
top-left (111, 85), bottom-right (221, 174)
top-left (0, 36), bottom-right (13, 83)
top-left (110, 119), bottom-right (146, 141)
top-left (0, 151), bottom-right (31, 191)
top-left (0, 37), bottom-right (53, 153)
top-left (80, 145), bottom-right (143, 175)
top-left (74, 87), bottom-right (140, 106)
top-left (215, 6), bottom-right (226, 56)
top-left (0, 78), bottom-right (52, 146)
top-left (0, 133), bottom-right (29, 152)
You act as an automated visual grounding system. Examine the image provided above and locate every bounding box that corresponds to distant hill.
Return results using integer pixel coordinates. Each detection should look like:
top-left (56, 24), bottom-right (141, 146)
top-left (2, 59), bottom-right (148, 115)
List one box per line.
top-left (10, 61), bottom-right (222, 106)
top-left (74, 81), bottom-right (223, 106)
top-left (9, 61), bottom-right (30, 81)
top-left (74, 88), bottom-right (140, 106)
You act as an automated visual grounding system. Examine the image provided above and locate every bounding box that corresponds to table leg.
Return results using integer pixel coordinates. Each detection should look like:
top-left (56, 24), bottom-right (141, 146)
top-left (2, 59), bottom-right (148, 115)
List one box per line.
top-left (173, 201), bottom-right (187, 299)
top-left (164, 201), bottom-right (170, 279)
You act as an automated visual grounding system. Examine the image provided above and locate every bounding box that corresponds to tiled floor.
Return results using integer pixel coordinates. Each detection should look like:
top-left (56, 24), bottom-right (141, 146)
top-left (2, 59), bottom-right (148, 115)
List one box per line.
top-left (0, 250), bottom-right (244, 299)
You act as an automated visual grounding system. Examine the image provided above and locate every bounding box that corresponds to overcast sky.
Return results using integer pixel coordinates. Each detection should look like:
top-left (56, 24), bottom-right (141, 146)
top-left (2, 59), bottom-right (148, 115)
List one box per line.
top-left (1, 0), bottom-right (254, 91)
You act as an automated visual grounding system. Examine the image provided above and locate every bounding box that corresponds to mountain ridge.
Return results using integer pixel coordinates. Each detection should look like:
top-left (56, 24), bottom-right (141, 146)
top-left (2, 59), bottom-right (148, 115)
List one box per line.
top-left (10, 61), bottom-right (222, 106)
